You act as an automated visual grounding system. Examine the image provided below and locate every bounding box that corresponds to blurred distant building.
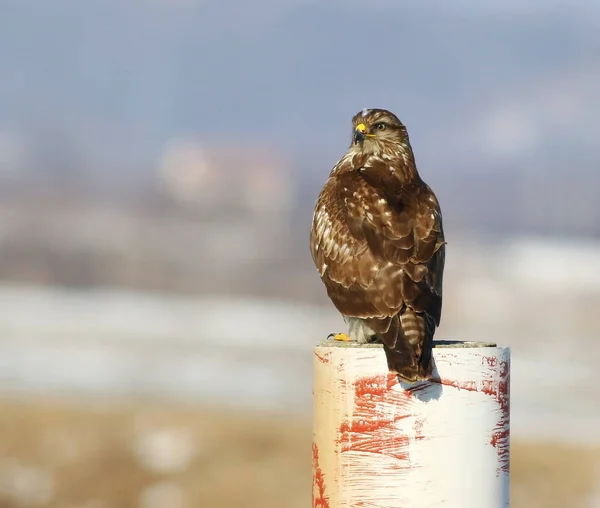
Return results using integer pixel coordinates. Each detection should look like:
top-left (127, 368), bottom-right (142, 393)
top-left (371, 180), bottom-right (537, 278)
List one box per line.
top-left (154, 136), bottom-right (298, 293)
top-left (156, 137), bottom-right (295, 220)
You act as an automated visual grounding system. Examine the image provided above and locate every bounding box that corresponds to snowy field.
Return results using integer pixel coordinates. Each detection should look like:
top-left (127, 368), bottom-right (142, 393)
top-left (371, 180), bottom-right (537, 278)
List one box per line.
top-left (0, 279), bottom-right (598, 446)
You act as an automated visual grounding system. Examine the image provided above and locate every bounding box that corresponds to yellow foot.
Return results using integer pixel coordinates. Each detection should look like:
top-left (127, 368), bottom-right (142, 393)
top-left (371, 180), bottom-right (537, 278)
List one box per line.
top-left (327, 333), bottom-right (352, 342)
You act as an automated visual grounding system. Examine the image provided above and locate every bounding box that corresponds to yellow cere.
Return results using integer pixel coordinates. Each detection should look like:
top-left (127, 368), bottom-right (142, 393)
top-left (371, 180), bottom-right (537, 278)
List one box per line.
top-left (355, 123), bottom-right (367, 133)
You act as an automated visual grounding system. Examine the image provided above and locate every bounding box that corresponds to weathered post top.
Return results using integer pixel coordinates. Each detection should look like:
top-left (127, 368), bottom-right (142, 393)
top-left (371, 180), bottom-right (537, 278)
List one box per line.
top-left (317, 338), bottom-right (499, 349)
top-left (312, 340), bottom-right (510, 508)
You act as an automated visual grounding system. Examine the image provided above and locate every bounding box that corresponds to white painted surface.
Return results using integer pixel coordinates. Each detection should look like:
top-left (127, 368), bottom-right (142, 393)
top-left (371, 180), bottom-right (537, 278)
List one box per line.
top-left (313, 344), bottom-right (510, 508)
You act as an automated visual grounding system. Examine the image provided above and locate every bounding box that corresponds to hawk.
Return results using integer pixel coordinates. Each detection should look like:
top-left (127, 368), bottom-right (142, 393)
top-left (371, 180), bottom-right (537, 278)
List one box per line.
top-left (310, 108), bottom-right (445, 382)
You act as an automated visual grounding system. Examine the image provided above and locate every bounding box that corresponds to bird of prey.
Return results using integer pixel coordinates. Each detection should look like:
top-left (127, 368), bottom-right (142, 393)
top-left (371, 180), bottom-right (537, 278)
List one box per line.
top-left (310, 108), bottom-right (445, 382)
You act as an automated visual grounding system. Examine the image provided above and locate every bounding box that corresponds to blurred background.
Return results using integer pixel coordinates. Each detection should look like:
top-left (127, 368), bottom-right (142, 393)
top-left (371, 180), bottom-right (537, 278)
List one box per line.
top-left (0, 0), bottom-right (599, 506)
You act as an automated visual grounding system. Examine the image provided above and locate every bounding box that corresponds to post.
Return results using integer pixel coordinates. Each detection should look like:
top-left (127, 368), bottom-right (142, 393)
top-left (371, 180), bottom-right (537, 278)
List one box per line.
top-left (312, 340), bottom-right (510, 508)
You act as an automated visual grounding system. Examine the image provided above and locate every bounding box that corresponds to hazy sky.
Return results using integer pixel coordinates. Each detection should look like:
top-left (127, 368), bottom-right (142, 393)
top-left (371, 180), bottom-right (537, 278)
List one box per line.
top-left (0, 0), bottom-right (598, 180)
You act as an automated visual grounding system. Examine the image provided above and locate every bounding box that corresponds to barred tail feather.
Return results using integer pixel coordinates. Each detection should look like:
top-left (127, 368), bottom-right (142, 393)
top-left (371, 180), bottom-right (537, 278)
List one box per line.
top-left (380, 308), bottom-right (435, 382)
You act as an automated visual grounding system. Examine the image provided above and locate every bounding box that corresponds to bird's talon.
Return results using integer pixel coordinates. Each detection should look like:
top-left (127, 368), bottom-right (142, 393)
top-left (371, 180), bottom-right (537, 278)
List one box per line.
top-left (328, 333), bottom-right (352, 342)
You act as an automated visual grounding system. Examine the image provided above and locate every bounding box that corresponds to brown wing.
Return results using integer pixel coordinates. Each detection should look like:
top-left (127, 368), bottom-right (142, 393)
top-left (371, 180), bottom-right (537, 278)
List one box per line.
top-left (310, 155), bottom-right (445, 328)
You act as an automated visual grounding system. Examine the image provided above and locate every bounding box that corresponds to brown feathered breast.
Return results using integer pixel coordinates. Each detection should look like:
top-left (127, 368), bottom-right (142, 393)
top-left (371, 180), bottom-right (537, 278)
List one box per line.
top-left (310, 114), bottom-right (445, 381)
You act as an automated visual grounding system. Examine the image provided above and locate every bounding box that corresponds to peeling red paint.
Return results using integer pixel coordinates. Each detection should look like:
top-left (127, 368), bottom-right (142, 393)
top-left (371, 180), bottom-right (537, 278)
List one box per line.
top-left (437, 362), bottom-right (510, 476)
top-left (483, 356), bottom-right (498, 367)
top-left (490, 360), bottom-right (510, 474)
top-left (335, 357), bottom-right (510, 480)
top-left (481, 380), bottom-right (496, 396)
top-left (312, 442), bottom-right (329, 508)
top-left (338, 374), bottom-right (412, 463)
top-left (413, 418), bottom-right (426, 440)
top-left (314, 351), bottom-right (330, 364)
top-left (439, 378), bottom-right (478, 392)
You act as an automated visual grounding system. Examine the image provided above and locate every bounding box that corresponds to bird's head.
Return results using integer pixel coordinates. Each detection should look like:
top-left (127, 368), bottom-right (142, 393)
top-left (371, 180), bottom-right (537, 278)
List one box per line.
top-left (350, 108), bottom-right (409, 155)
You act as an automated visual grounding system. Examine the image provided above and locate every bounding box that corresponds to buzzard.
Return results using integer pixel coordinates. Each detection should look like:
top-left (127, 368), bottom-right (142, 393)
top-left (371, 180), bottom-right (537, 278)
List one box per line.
top-left (310, 108), bottom-right (445, 382)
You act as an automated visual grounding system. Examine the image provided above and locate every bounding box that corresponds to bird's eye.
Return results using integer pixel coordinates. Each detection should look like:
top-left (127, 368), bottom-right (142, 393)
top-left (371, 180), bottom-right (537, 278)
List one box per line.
top-left (375, 123), bottom-right (387, 131)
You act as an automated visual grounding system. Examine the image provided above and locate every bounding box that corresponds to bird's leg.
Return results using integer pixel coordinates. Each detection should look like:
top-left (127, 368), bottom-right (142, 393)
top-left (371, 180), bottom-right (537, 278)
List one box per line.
top-left (368, 333), bottom-right (383, 344)
top-left (327, 333), bottom-right (352, 342)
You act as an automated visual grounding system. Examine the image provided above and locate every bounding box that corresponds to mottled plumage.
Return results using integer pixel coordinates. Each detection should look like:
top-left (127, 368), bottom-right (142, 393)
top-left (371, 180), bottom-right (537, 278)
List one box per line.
top-left (310, 109), bottom-right (446, 382)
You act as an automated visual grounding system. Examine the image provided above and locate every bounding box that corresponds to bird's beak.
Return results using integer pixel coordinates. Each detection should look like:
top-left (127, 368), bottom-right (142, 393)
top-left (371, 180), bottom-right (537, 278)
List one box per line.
top-left (353, 123), bottom-right (368, 145)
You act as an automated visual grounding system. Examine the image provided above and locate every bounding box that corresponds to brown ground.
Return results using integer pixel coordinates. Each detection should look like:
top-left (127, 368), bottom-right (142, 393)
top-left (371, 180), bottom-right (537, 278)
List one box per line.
top-left (0, 397), bottom-right (597, 508)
